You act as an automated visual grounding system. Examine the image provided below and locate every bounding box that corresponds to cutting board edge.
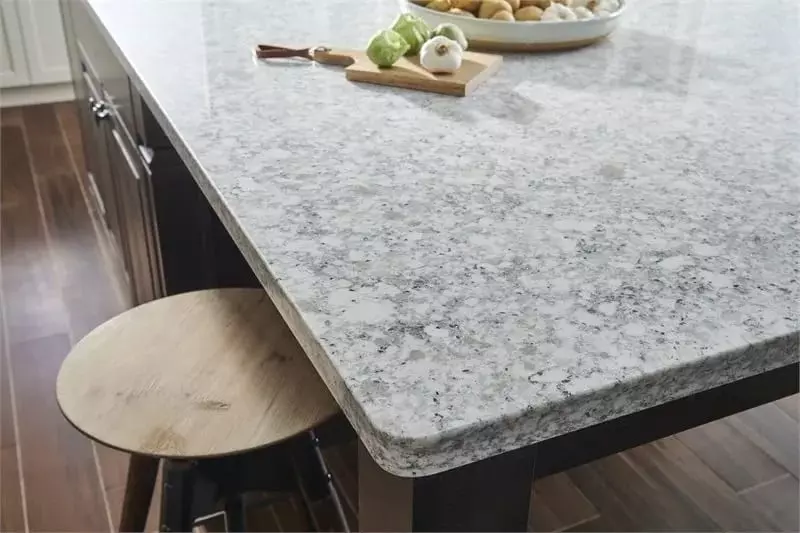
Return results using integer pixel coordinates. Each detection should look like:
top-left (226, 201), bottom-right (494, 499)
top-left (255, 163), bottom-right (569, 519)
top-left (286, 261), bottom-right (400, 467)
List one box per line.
top-left (344, 69), bottom-right (468, 96)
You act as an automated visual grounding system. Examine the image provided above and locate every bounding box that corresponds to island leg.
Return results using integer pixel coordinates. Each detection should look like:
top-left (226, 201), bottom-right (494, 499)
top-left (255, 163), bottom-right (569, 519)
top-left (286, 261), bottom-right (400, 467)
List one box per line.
top-left (358, 443), bottom-right (538, 532)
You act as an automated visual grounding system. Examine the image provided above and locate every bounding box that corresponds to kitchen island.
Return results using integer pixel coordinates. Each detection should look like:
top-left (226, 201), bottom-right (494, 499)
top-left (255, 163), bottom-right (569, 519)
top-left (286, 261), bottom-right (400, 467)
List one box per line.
top-left (62, 0), bottom-right (798, 529)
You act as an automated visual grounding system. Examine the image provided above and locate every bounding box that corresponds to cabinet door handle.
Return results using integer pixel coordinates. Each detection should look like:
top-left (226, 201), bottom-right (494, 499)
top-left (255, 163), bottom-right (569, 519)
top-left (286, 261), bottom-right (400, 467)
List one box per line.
top-left (112, 128), bottom-right (142, 181)
top-left (90, 100), bottom-right (111, 122)
top-left (138, 144), bottom-right (154, 166)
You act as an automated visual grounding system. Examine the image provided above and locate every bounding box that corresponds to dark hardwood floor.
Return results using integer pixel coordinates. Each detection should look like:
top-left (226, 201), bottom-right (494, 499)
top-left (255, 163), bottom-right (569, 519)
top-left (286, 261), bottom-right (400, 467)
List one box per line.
top-left (1, 102), bottom-right (798, 532)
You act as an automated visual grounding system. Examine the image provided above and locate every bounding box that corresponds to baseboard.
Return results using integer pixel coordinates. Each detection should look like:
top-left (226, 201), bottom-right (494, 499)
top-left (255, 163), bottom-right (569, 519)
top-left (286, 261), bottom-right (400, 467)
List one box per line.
top-left (0, 82), bottom-right (75, 108)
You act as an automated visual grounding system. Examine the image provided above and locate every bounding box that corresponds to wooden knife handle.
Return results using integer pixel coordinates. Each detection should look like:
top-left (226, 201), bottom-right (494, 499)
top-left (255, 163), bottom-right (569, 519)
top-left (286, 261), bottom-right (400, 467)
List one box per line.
top-left (310, 48), bottom-right (357, 67)
top-left (254, 44), bottom-right (314, 60)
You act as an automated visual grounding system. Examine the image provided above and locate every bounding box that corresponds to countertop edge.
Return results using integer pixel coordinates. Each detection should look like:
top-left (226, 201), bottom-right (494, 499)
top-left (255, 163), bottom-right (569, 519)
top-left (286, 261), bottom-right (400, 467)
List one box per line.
top-left (367, 332), bottom-right (799, 476)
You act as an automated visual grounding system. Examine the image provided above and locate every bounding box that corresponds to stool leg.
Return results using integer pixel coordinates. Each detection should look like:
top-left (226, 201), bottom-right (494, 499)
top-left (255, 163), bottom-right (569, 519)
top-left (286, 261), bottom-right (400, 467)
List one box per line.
top-left (224, 495), bottom-right (246, 532)
top-left (160, 460), bottom-right (196, 532)
top-left (120, 455), bottom-right (160, 532)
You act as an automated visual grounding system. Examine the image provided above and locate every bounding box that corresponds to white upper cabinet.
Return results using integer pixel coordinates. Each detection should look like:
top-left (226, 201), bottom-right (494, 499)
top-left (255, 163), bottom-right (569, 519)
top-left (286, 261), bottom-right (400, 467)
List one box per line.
top-left (0, 0), bottom-right (70, 88)
top-left (16, 0), bottom-right (70, 84)
top-left (0, 0), bottom-right (31, 88)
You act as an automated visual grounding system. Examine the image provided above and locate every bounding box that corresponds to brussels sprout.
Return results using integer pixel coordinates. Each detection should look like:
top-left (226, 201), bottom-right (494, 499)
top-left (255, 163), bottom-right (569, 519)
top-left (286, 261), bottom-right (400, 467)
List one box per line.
top-left (431, 23), bottom-right (468, 50)
top-left (391, 13), bottom-right (431, 55)
top-left (366, 29), bottom-right (410, 68)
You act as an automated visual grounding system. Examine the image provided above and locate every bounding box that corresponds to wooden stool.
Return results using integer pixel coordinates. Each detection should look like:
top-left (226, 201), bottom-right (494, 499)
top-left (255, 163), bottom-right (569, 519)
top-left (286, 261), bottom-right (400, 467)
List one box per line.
top-left (56, 289), bottom-right (340, 532)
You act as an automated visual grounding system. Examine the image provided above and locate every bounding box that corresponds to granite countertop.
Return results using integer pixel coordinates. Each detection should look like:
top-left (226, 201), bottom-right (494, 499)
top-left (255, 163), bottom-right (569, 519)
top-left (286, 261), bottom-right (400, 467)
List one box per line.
top-left (86, 0), bottom-right (798, 476)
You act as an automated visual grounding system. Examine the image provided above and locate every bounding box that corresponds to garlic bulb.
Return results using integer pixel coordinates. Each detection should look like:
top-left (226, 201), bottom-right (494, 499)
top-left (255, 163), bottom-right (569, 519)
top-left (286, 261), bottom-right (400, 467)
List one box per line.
top-left (541, 2), bottom-right (577, 20)
top-left (572, 5), bottom-right (594, 18)
top-left (419, 36), bottom-right (463, 74)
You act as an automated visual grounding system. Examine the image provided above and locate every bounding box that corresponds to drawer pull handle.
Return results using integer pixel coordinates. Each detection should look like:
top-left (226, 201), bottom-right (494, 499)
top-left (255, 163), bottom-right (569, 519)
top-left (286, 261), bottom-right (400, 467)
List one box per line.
top-left (112, 128), bottom-right (142, 181)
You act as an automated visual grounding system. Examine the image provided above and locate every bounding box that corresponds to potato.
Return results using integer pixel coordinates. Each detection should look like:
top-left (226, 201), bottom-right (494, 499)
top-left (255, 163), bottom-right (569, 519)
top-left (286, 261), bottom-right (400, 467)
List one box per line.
top-left (515, 5), bottom-right (543, 19)
top-left (478, 0), bottom-right (512, 18)
top-left (427, 0), bottom-right (451, 10)
top-left (449, 7), bottom-right (476, 15)
top-left (520, 0), bottom-right (550, 7)
top-left (452, 0), bottom-right (481, 12)
top-left (491, 9), bottom-right (515, 20)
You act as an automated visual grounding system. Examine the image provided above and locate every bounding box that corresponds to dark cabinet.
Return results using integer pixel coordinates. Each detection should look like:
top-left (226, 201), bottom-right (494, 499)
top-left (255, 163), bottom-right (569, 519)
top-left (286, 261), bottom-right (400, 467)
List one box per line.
top-left (60, 0), bottom-right (260, 303)
top-left (75, 69), bottom-right (162, 304)
top-left (63, 0), bottom-right (162, 305)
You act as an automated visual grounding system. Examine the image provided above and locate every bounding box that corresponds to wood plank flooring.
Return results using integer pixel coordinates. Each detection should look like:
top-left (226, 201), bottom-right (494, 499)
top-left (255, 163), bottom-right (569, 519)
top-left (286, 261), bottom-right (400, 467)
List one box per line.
top-left (1, 103), bottom-right (126, 533)
top-left (1, 103), bottom-right (798, 532)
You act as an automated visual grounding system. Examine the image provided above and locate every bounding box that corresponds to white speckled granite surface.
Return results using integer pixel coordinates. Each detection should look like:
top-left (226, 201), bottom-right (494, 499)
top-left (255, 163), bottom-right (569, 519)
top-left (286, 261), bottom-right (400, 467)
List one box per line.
top-left (84, 0), bottom-right (798, 477)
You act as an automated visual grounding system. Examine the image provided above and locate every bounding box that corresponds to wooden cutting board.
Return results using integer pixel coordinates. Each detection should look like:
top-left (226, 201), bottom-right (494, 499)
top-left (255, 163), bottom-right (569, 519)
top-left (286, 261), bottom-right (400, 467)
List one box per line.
top-left (314, 48), bottom-right (502, 97)
top-left (255, 45), bottom-right (502, 97)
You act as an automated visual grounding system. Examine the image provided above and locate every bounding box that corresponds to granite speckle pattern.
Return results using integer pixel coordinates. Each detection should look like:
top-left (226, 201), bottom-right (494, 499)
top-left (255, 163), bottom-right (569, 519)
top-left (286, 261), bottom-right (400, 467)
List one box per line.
top-left (86, 0), bottom-right (799, 476)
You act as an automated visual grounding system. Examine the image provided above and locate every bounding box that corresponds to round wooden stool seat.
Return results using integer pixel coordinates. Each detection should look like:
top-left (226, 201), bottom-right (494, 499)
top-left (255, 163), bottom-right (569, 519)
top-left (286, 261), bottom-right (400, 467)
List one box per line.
top-left (57, 288), bottom-right (339, 459)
